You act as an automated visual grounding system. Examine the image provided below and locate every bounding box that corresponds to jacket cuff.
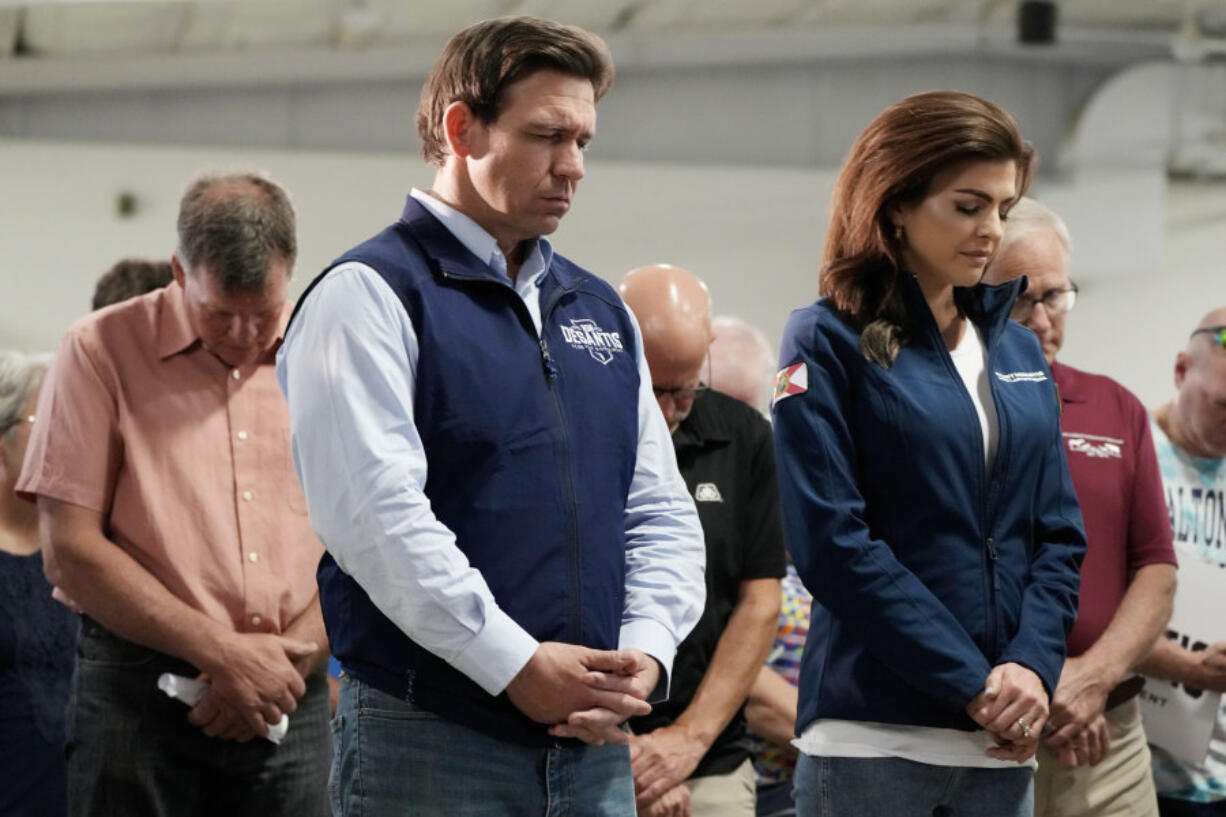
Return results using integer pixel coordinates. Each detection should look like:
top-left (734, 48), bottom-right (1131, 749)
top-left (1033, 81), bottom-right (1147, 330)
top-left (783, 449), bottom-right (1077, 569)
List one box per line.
top-left (997, 644), bottom-right (1062, 699)
top-left (447, 607), bottom-right (539, 697)
top-left (620, 618), bottom-right (677, 703)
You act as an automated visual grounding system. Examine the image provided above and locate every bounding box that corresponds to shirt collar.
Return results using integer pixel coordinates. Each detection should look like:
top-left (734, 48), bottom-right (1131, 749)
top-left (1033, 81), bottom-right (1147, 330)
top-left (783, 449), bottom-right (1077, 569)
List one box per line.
top-left (1050, 360), bottom-right (1087, 404)
top-left (157, 283), bottom-right (198, 360)
top-left (408, 188), bottom-right (553, 292)
top-left (671, 392), bottom-right (732, 452)
top-left (156, 280), bottom-right (289, 363)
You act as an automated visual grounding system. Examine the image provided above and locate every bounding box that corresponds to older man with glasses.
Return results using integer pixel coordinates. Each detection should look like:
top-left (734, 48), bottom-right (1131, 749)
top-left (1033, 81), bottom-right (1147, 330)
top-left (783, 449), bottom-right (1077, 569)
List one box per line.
top-left (983, 197), bottom-right (1178, 817)
top-left (618, 264), bottom-right (785, 817)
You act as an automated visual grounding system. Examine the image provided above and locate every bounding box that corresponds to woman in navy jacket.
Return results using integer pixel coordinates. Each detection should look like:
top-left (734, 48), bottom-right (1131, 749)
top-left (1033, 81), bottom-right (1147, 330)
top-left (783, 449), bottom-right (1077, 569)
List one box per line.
top-left (772, 91), bottom-right (1086, 816)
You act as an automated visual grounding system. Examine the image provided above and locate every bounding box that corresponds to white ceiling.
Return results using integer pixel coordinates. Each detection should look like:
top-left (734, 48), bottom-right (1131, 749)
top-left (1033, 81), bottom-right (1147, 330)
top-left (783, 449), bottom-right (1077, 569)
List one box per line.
top-left (0, 0), bottom-right (1209, 59)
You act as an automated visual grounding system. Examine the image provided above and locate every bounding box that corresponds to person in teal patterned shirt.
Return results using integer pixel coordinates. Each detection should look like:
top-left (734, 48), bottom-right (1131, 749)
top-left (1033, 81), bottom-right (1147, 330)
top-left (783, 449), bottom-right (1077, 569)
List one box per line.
top-left (1139, 308), bottom-right (1226, 817)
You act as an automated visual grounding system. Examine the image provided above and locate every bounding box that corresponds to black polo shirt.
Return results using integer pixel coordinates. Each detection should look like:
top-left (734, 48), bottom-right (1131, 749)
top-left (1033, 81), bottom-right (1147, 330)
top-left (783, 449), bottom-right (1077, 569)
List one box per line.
top-left (630, 389), bottom-right (787, 778)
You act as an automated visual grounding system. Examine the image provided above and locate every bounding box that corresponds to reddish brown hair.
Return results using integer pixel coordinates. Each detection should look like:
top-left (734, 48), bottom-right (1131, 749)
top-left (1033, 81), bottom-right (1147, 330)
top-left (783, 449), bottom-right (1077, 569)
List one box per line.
top-left (416, 16), bottom-right (614, 167)
top-left (821, 90), bottom-right (1035, 366)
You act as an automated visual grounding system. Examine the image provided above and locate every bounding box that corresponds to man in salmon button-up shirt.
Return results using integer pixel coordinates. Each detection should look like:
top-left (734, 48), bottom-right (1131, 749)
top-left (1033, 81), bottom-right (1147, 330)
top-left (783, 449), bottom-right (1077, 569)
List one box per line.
top-left (17, 171), bottom-right (330, 817)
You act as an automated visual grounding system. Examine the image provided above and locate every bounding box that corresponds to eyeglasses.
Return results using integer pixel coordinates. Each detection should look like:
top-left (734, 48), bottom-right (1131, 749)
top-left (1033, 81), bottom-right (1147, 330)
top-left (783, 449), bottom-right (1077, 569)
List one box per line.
top-left (1192, 325), bottom-right (1226, 348)
top-left (0, 414), bottom-right (34, 435)
top-left (652, 352), bottom-right (712, 403)
top-left (1011, 283), bottom-right (1079, 322)
top-left (653, 382), bottom-right (710, 402)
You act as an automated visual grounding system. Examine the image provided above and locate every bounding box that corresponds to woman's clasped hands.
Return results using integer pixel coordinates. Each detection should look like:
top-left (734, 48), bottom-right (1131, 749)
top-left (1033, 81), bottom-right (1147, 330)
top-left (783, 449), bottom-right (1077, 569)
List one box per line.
top-left (965, 662), bottom-right (1050, 763)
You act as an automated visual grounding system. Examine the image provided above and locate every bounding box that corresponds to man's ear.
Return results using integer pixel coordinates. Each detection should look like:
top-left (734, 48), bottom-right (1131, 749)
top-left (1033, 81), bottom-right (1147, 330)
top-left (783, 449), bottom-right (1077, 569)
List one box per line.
top-left (1174, 351), bottom-right (1189, 389)
top-left (443, 101), bottom-right (484, 160)
top-left (170, 253), bottom-right (187, 288)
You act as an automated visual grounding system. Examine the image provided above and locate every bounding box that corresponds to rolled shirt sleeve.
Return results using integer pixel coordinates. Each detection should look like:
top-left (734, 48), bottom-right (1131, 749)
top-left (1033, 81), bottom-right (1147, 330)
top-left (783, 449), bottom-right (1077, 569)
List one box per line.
top-left (1126, 402), bottom-right (1179, 572)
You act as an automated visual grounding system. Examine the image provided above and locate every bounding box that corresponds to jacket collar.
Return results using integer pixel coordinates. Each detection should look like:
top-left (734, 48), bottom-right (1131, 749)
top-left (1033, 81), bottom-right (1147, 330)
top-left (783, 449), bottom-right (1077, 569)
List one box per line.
top-left (900, 272), bottom-right (1027, 350)
top-left (399, 196), bottom-right (580, 292)
top-left (1050, 361), bottom-right (1086, 404)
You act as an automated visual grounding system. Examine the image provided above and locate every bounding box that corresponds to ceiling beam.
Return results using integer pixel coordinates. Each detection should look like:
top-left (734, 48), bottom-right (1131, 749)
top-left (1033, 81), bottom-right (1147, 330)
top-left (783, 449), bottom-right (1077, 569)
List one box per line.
top-left (0, 22), bottom-right (1170, 96)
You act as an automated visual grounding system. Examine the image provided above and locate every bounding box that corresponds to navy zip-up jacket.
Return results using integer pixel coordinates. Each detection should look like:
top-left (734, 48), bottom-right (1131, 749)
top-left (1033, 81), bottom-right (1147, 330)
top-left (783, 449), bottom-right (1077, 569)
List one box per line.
top-left (772, 276), bottom-right (1086, 735)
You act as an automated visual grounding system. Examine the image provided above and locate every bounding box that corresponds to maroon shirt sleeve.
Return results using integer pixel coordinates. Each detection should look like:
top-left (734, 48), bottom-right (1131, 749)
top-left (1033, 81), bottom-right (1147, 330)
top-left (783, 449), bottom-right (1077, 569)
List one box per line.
top-left (1125, 396), bottom-right (1178, 573)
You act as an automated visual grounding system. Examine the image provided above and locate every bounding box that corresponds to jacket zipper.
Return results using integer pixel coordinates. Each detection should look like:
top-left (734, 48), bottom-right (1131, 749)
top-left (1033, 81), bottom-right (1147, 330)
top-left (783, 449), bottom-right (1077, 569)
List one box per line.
top-left (932, 319), bottom-right (1002, 658)
top-left (538, 333), bottom-right (584, 644)
top-left (441, 268), bottom-right (586, 644)
top-left (981, 349), bottom-right (1011, 657)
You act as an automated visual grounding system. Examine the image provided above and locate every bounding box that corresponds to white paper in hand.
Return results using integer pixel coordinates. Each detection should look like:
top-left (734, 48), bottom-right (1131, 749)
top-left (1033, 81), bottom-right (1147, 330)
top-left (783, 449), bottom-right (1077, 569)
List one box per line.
top-left (157, 673), bottom-right (290, 745)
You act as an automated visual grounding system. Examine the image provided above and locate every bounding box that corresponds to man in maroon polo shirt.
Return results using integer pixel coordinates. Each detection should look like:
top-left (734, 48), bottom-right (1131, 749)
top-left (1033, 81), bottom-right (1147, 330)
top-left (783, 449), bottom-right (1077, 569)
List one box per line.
top-left (984, 197), bottom-right (1179, 817)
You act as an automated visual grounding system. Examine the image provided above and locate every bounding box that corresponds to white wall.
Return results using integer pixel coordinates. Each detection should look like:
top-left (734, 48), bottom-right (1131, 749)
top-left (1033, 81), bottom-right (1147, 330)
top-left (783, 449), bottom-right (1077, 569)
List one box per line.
top-left (0, 137), bottom-right (1219, 410)
top-left (0, 138), bottom-right (826, 364)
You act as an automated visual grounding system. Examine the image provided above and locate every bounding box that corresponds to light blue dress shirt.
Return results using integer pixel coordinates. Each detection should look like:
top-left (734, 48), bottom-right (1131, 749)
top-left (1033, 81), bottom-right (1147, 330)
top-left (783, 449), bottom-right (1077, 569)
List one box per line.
top-left (277, 189), bottom-right (705, 698)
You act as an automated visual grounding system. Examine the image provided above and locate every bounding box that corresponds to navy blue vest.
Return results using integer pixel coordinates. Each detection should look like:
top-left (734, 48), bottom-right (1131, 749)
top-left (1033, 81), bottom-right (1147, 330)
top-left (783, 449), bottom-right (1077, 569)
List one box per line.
top-left (288, 198), bottom-right (641, 744)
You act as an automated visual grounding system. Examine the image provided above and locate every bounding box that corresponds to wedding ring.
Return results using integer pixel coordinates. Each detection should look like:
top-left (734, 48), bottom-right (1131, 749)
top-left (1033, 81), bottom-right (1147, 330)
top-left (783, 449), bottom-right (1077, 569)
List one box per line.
top-left (1016, 717), bottom-right (1033, 739)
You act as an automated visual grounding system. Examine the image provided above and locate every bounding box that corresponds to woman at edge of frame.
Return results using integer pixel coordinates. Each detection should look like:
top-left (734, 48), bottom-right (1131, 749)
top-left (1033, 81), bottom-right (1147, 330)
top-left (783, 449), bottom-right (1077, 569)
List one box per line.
top-left (771, 90), bottom-right (1087, 817)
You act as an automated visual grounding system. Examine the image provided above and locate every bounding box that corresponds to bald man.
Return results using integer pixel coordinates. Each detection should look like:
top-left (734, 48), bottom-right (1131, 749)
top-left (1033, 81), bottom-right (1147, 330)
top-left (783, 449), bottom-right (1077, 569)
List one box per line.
top-left (1137, 308), bottom-right (1226, 817)
top-left (619, 265), bottom-right (785, 817)
top-left (709, 316), bottom-right (776, 417)
top-left (984, 198), bottom-right (1177, 817)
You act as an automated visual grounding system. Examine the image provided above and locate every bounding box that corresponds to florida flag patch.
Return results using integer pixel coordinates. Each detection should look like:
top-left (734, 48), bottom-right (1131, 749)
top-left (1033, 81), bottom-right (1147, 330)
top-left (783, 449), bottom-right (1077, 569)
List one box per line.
top-left (773, 362), bottom-right (808, 406)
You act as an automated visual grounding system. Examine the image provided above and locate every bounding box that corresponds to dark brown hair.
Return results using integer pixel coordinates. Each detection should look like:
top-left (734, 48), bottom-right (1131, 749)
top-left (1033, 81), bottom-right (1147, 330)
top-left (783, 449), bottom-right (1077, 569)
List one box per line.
top-left (820, 90), bottom-right (1035, 367)
top-left (416, 16), bottom-right (615, 167)
top-left (92, 258), bottom-right (173, 311)
top-left (176, 171), bottom-right (296, 293)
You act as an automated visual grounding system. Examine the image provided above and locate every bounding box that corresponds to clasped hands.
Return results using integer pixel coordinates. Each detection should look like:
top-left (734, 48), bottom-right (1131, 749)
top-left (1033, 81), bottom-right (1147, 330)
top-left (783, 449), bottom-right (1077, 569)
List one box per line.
top-left (1038, 655), bottom-right (1115, 769)
top-left (186, 631), bottom-right (320, 743)
top-left (506, 642), bottom-right (659, 746)
top-left (964, 662), bottom-right (1050, 763)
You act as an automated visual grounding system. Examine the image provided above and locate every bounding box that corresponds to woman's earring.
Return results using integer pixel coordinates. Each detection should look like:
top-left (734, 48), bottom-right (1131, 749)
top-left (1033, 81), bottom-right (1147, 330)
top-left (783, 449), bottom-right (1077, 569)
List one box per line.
top-left (893, 223), bottom-right (904, 241)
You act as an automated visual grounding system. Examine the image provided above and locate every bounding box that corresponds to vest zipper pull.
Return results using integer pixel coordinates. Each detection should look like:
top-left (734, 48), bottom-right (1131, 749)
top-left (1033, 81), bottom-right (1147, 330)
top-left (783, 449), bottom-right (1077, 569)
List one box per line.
top-left (539, 338), bottom-right (559, 381)
top-left (987, 536), bottom-right (1000, 591)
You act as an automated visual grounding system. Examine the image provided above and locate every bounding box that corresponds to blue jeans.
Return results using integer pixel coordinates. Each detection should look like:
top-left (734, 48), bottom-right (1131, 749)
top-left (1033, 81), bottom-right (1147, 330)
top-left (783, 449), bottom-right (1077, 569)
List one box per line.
top-left (331, 675), bottom-right (637, 816)
top-left (794, 754), bottom-right (1034, 817)
top-left (756, 779), bottom-right (796, 816)
top-left (67, 620), bottom-right (330, 817)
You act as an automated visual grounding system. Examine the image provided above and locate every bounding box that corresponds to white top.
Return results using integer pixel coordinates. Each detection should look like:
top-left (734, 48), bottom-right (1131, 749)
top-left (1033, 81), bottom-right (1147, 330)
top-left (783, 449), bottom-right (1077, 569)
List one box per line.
top-left (794, 322), bottom-right (1022, 769)
top-left (276, 189), bottom-right (707, 698)
top-left (794, 718), bottom-right (1033, 769)
top-left (950, 322), bottom-right (999, 471)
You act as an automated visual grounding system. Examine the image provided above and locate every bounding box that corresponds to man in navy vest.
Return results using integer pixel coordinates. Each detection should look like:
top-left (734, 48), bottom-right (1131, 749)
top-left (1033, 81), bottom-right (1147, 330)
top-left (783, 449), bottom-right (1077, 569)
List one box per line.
top-left (277, 16), bottom-right (706, 816)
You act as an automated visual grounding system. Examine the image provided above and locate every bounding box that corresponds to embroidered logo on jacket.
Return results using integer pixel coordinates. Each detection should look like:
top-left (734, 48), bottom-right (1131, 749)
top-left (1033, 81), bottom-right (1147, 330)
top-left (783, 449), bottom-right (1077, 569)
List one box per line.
top-left (695, 483), bottom-right (723, 503)
top-left (1064, 432), bottom-right (1124, 459)
top-left (994, 370), bottom-right (1048, 384)
top-left (559, 318), bottom-right (625, 365)
top-left (773, 362), bottom-right (808, 405)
